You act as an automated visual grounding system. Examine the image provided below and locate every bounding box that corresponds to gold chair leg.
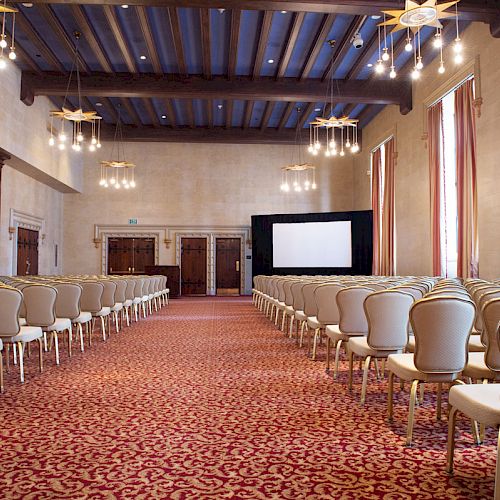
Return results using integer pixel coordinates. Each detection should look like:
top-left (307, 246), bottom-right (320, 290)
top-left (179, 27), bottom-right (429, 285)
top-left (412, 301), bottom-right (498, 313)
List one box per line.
top-left (289, 316), bottom-right (294, 339)
top-left (406, 379), bottom-right (419, 447)
top-left (0, 349), bottom-right (4, 393)
top-left (361, 356), bottom-right (371, 405)
top-left (38, 338), bottom-right (43, 373)
top-left (446, 406), bottom-right (458, 473)
top-left (388, 371), bottom-right (395, 422)
top-left (348, 349), bottom-right (354, 391)
top-left (299, 321), bottom-right (306, 348)
top-left (53, 332), bottom-right (60, 365)
top-left (326, 337), bottom-right (331, 372)
top-left (17, 341), bottom-right (25, 383)
top-left (311, 328), bottom-right (320, 361)
top-left (419, 383), bottom-right (425, 405)
top-left (68, 326), bottom-right (72, 357)
top-left (333, 339), bottom-right (343, 380)
top-left (374, 358), bottom-right (380, 380)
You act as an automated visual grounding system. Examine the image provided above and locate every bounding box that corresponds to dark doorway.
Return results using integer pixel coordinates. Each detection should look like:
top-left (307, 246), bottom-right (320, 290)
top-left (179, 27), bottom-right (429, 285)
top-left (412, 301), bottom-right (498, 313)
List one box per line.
top-left (181, 237), bottom-right (207, 296)
top-left (17, 228), bottom-right (39, 276)
top-left (216, 238), bottom-right (241, 295)
top-left (107, 237), bottom-right (155, 275)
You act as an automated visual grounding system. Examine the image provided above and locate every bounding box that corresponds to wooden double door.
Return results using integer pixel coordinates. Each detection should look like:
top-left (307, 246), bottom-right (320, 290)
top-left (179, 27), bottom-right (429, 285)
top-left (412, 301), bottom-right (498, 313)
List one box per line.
top-left (17, 228), bottom-right (39, 276)
top-left (180, 237), bottom-right (241, 296)
top-left (107, 237), bottom-right (155, 275)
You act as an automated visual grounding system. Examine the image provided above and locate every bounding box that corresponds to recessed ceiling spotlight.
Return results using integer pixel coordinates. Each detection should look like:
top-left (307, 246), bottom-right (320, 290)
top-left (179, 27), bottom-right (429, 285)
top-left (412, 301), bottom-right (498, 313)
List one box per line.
top-left (218, 8), bottom-right (225, 14)
top-left (121, 4), bottom-right (129, 8)
top-left (281, 10), bottom-right (287, 14)
top-left (22, 3), bottom-right (33, 7)
top-left (371, 15), bottom-right (381, 20)
top-left (161, 115), bottom-right (167, 119)
top-left (217, 104), bottom-right (223, 110)
top-left (367, 63), bottom-right (373, 67)
top-left (314, 108), bottom-right (321, 112)
top-left (267, 59), bottom-right (274, 64)
top-left (140, 55), bottom-right (147, 60)
top-left (95, 102), bottom-right (103, 107)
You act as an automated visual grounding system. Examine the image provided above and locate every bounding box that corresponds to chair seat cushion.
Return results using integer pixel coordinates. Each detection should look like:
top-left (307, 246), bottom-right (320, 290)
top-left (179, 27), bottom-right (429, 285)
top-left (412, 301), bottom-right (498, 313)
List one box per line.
top-left (132, 298), bottom-right (142, 305)
top-left (276, 301), bottom-right (286, 310)
top-left (19, 318), bottom-right (27, 327)
top-left (73, 311), bottom-right (92, 324)
top-left (1, 326), bottom-right (43, 344)
top-left (294, 310), bottom-right (307, 322)
top-left (45, 318), bottom-right (72, 332)
top-left (307, 316), bottom-right (322, 330)
top-left (387, 353), bottom-right (460, 382)
top-left (468, 334), bottom-right (486, 352)
top-left (93, 307), bottom-right (111, 317)
top-left (462, 352), bottom-right (500, 380)
top-left (111, 303), bottom-right (123, 312)
top-left (349, 336), bottom-right (403, 358)
top-left (449, 384), bottom-right (500, 427)
top-left (285, 305), bottom-right (294, 315)
top-left (123, 299), bottom-right (133, 307)
top-left (325, 324), bottom-right (363, 343)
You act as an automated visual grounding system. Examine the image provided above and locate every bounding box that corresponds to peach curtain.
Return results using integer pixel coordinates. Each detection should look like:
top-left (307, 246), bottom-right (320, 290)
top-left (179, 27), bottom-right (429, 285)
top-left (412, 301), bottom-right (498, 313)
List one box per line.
top-left (371, 148), bottom-right (382, 275)
top-left (427, 101), bottom-right (443, 276)
top-left (455, 79), bottom-right (479, 278)
top-left (381, 138), bottom-right (395, 275)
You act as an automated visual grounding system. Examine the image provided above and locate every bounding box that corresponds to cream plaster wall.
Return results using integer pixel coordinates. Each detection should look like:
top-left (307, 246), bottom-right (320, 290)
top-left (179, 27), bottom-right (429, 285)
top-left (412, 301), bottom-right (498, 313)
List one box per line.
top-left (353, 22), bottom-right (500, 279)
top-left (0, 60), bottom-right (83, 193)
top-left (63, 141), bottom-right (354, 289)
top-left (0, 164), bottom-right (63, 275)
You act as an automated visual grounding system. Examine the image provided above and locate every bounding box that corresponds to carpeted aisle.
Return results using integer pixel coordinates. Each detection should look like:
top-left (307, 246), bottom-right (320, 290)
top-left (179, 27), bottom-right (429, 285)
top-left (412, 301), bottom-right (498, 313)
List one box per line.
top-left (0, 297), bottom-right (496, 499)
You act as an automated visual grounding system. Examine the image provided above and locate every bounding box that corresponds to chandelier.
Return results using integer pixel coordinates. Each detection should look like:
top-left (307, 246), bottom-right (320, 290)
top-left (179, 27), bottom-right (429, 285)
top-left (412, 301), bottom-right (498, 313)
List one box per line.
top-left (281, 107), bottom-right (317, 193)
top-left (48, 32), bottom-right (102, 152)
top-left (0, 1), bottom-right (17, 68)
top-left (308, 41), bottom-right (360, 157)
top-left (99, 107), bottom-right (136, 189)
top-left (375, 0), bottom-right (463, 80)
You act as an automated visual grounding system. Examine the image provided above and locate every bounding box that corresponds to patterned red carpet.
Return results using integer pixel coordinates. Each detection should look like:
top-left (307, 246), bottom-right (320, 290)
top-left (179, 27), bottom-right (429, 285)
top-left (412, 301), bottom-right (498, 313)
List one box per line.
top-left (0, 297), bottom-right (496, 499)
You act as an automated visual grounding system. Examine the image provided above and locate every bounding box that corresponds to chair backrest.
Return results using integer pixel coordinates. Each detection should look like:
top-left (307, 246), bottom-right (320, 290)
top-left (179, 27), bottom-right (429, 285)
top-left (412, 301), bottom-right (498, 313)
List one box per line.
top-left (483, 298), bottom-right (500, 372)
top-left (392, 285), bottom-right (424, 301)
top-left (478, 290), bottom-right (500, 344)
top-left (133, 278), bottom-right (144, 298)
top-left (302, 282), bottom-right (321, 317)
top-left (23, 284), bottom-right (57, 327)
top-left (337, 286), bottom-right (374, 334)
top-left (52, 282), bottom-right (82, 320)
top-left (283, 280), bottom-right (296, 307)
top-left (80, 281), bottom-right (104, 313)
top-left (100, 280), bottom-right (117, 307)
top-left (276, 279), bottom-right (286, 302)
top-left (364, 290), bottom-right (414, 350)
top-left (314, 283), bottom-right (344, 325)
top-left (124, 279), bottom-right (135, 300)
top-left (0, 287), bottom-right (22, 336)
top-left (113, 279), bottom-right (127, 303)
top-left (411, 296), bottom-right (475, 374)
top-left (291, 282), bottom-right (306, 311)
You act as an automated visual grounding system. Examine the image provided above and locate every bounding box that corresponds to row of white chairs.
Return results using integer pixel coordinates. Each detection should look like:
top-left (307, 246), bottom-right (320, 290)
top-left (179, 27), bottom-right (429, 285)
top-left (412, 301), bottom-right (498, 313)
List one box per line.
top-left (252, 274), bottom-right (500, 497)
top-left (0, 274), bottom-right (170, 393)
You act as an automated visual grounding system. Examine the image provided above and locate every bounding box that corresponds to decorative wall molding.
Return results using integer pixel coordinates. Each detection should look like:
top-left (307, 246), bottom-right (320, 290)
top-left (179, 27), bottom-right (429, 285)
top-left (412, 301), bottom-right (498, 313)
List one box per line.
top-left (9, 209), bottom-right (45, 275)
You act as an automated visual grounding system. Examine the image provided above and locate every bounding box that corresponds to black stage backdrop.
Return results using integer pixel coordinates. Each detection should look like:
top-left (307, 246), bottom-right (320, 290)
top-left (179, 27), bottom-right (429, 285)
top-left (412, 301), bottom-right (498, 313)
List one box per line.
top-left (251, 210), bottom-right (373, 277)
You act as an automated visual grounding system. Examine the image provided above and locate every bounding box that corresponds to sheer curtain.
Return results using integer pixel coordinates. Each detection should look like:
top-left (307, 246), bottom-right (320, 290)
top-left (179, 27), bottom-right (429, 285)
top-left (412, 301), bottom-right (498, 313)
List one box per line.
top-left (427, 101), bottom-right (443, 276)
top-left (371, 148), bottom-right (382, 275)
top-left (381, 138), bottom-right (395, 275)
top-left (455, 79), bottom-right (479, 278)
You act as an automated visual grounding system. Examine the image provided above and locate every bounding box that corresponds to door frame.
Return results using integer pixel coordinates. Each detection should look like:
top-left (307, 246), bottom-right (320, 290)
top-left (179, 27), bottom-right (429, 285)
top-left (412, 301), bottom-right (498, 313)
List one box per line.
top-left (9, 209), bottom-right (45, 276)
top-left (180, 236), bottom-right (209, 296)
top-left (215, 236), bottom-right (242, 295)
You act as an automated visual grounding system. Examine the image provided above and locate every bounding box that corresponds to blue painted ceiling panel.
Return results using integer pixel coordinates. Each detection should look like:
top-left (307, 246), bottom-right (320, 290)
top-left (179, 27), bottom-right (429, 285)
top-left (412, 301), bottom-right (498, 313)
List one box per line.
top-left (151, 98), bottom-right (168, 124)
top-left (231, 100), bottom-right (245, 127)
top-left (267, 101), bottom-right (287, 128)
top-left (260, 11), bottom-right (291, 77)
top-left (171, 99), bottom-right (187, 127)
top-left (250, 101), bottom-right (266, 128)
top-left (147, 7), bottom-right (179, 74)
top-left (192, 99), bottom-right (207, 127)
top-left (178, 8), bottom-right (203, 74)
top-left (129, 98), bottom-right (151, 125)
top-left (284, 13), bottom-right (324, 78)
top-left (350, 104), bottom-right (366, 118)
top-left (236, 10), bottom-right (261, 76)
top-left (213, 100), bottom-right (225, 127)
top-left (210, 9), bottom-right (230, 76)
top-left (285, 104), bottom-right (303, 128)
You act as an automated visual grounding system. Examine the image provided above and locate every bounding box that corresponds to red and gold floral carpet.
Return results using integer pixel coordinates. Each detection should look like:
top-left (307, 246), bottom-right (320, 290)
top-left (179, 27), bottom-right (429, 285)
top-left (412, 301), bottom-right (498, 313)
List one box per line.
top-left (0, 297), bottom-right (496, 499)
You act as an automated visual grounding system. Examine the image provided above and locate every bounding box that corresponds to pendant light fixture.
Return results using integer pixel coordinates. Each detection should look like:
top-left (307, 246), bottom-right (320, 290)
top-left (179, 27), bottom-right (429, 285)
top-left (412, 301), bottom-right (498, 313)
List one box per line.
top-left (0, 1), bottom-right (17, 68)
top-left (48, 32), bottom-right (102, 152)
top-left (99, 106), bottom-right (136, 190)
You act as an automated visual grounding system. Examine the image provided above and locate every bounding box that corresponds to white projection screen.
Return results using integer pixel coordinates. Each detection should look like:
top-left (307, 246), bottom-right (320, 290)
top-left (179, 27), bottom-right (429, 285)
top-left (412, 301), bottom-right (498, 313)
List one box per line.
top-left (272, 221), bottom-right (352, 268)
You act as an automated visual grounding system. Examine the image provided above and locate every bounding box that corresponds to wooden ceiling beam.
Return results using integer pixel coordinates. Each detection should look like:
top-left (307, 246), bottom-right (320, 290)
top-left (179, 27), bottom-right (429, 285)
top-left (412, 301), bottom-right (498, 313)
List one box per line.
top-left (296, 102), bottom-right (315, 130)
top-left (225, 100), bottom-right (233, 129)
top-left (163, 99), bottom-right (177, 128)
top-left (185, 99), bottom-right (195, 128)
top-left (101, 97), bottom-right (119, 122)
top-left (276, 12), bottom-right (305, 79)
top-left (228, 9), bottom-right (241, 80)
top-left (300, 13), bottom-right (335, 80)
top-left (278, 102), bottom-right (295, 130)
top-left (200, 8), bottom-right (211, 79)
top-left (207, 99), bottom-right (213, 128)
top-left (136, 6), bottom-right (163, 74)
top-left (260, 101), bottom-right (275, 130)
top-left (168, 7), bottom-right (188, 77)
top-left (22, 72), bottom-right (411, 112)
top-left (103, 5), bottom-right (137, 73)
top-left (253, 11), bottom-right (273, 79)
top-left (120, 98), bottom-right (142, 126)
top-left (243, 101), bottom-right (255, 128)
top-left (71, 5), bottom-right (114, 73)
top-left (99, 123), bottom-right (307, 144)
top-left (143, 98), bottom-right (161, 127)
top-left (14, 1), bottom-right (498, 23)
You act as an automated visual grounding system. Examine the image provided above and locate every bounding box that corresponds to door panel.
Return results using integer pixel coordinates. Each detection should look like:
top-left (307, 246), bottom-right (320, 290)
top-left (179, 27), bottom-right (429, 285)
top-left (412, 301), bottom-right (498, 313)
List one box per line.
top-left (134, 238), bottom-right (155, 273)
top-left (216, 238), bottom-right (241, 295)
top-left (107, 237), bottom-right (155, 275)
top-left (181, 238), bottom-right (207, 296)
top-left (17, 228), bottom-right (39, 276)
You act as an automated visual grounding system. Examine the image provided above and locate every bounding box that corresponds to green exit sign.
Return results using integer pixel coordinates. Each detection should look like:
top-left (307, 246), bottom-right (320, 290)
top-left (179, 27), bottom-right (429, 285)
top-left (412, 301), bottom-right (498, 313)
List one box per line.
top-left (128, 218), bottom-right (138, 225)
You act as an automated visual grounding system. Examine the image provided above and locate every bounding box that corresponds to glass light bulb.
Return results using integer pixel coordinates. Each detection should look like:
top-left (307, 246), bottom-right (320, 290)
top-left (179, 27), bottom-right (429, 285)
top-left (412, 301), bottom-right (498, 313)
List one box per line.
top-left (124, 183), bottom-right (130, 189)
top-left (405, 41), bottom-right (412, 52)
top-left (97, 142), bottom-right (102, 148)
top-left (304, 180), bottom-right (310, 187)
top-left (416, 59), bottom-right (423, 70)
top-left (104, 182), bottom-right (109, 188)
top-left (312, 150), bottom-right (318, 156)
top-left (122, 178), bottom-right (127, 185)
top-left (304, 185), bottom-right (309, 191)
top-left (433, 36), bottom-right (442, 49)
top-left (329, 140), bottom-right (336, 149)
top-left (325, 150), bottom-right (331, 157)
top-left (99, 179), bottom-right (105, 186)
top-left (293, 180), bottom-right (298, 187)
top-left (75, 144), bottom-right (81, 152)
top-left (332, 149), bottom-right (338, 156)
top-left (8, 50), bottom-right (16, 60)
top-left (375, 61), bottom-right (384, 74)
top-left (382, 51), bottom-right (390, 62)
top-left (280, 183), bottom-right (285, 191)
top-left (0, 58), bottom-right (6, 69)
top-left (311, 183), bottom-right (317, 190)
top-left (296, 186), bottom-right (302, 192)
top-left (340, 150), bottom-right (345, 157)
top-left (58, 143), bottom-right (65, 151)
top-left (345, 140), bottom-right (351, 148)
top-left (314, 141), bottom-right (321, 150)
top-left (89, 144), bottom-right (96, 152)
top-left (454, 53), bottom-right (463, 64)
top-left (389, 68), bottom-right (397, 79)
top-left (115, 183), bottom-right (120, 189)
top-left (59, 132), bottom-right (67, 142)
top-left (0, 39), bottom-right (7, 49)
top-left (91, 137), bottom-right (97, 145)
top-left (76, 133), bottom-right (84, 142)
top-left (110, 177), bottom-right (116, 184)
top-left (129, 180), bottom-right (136, 188)
top-left (307, 145), bottom-right (314, 153)
top-left (48, 137), bottom-right (55, 146)
top-left (438, 63), bottom-right (445, 74)
top-left (454, 40), bottom-right (462, 53)
top-left (71, 144), bottom-right (78, 151)
top-left (412, 68), bottom-right (420, 80)
top-left (283, 183), bottom-right (289, 192)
